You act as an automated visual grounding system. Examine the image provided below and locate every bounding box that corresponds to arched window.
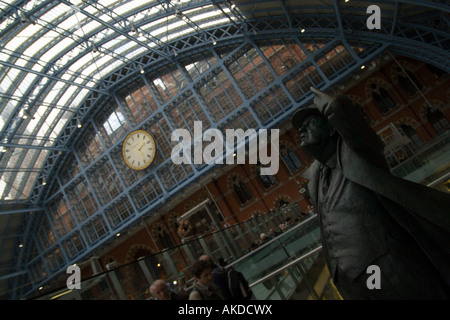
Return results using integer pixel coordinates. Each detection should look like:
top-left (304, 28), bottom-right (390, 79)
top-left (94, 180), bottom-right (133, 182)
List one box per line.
top-left (277, 199), bottom-right (289, 208)
top-left (232, 176), bottom-right (253, 204)
top-left (426, 107), bottom-right (450, 135)
top-left (157, 226), bottom-right (174, 249)
top-left (371, 84), bottom-right (396, 113)
top-left (256, 162), bottom-right (277, 188)
top-left (280, 144), bottom-right (303, 172)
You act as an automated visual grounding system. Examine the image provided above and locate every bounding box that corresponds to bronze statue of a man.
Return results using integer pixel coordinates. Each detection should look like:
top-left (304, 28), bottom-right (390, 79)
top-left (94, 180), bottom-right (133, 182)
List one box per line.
top-left (291, 87), bottom-right (450, 299)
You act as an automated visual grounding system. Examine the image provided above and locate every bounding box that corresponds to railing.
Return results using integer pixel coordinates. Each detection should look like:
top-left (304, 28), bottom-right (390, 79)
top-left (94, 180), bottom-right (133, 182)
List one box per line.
top-left (248, 246), bottom-right (323, 300)
top-left (227, 215), bottom-right (324, 300)
top-left (32, 202), bottom-right (318, 300)
top-left (390, 130), bottom-right (450, 185)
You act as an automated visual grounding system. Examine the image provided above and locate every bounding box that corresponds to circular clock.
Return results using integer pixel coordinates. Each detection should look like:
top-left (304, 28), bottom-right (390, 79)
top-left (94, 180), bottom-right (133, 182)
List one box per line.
top-left (122, 130), bottom-right (156, 170)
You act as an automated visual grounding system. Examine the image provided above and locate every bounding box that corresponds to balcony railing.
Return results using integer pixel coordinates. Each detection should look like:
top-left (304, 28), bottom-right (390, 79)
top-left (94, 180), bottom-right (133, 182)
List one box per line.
top-left (32, 202), bottom-right (324, 300)
top-left (390, 130), bottom-right (450, 186)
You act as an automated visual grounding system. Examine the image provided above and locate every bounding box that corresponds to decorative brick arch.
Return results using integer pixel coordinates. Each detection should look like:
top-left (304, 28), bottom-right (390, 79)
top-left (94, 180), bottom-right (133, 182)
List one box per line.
top-left (249, 209), bottom-right (264, 218)
top-left (388, 60), bottom-right (422, 82)
top-left (394, 117), bottom-right (421, 129)
top-left (272, 194), bottom-right (293, 209)
top-left (346, 93), bottom-right (374, 123)
top-left (123, 243), bottom-right (154, 284)
top-left (125, 243), bottom-right (154, 264)
top-left (364, 77), bottom-right (393, 100)
top-left (346, 93), bottom-right (366, 106)
top-left (418, 99), bottom-right (448, 123)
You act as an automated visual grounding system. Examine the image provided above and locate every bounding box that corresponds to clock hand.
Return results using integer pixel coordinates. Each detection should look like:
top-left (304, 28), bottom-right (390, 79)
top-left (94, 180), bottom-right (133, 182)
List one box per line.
top-left (138, 142), bottom-right (145, 151)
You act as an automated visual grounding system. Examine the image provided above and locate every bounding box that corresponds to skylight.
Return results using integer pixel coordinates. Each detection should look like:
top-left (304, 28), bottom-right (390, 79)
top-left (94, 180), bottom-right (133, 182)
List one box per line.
top-left (0, 0), bottom-right (246, 202)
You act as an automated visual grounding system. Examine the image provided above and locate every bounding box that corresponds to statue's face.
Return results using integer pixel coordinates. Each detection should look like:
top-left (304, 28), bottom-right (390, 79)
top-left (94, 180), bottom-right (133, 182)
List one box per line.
top-left (298, 115), bottom-right (331, 148)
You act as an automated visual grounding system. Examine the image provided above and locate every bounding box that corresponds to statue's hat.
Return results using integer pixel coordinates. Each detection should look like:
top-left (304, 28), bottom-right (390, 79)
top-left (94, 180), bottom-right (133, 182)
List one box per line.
top-left (291, 107), bottom-right (322, 130)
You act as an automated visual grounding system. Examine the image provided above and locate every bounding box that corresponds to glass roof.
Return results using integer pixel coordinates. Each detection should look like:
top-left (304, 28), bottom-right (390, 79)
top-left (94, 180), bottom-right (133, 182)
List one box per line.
top-left (0, 0), bottom-right (237, 202)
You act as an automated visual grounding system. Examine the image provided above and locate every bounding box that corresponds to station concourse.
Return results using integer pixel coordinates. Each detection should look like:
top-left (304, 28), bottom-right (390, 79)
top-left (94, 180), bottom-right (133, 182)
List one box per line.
top-left (0, 0), bottom-right (448, 300)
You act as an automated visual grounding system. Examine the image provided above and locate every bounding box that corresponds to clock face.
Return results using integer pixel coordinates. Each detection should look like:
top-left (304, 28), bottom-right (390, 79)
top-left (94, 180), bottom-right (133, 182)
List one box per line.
top-left (122, 130), bottom-right (156, 170)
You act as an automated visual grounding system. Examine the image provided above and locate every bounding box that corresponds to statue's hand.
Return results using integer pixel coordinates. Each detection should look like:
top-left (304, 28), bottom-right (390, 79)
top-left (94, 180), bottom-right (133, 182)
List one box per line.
top-left (310, 87), bottom-right (337, 116)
